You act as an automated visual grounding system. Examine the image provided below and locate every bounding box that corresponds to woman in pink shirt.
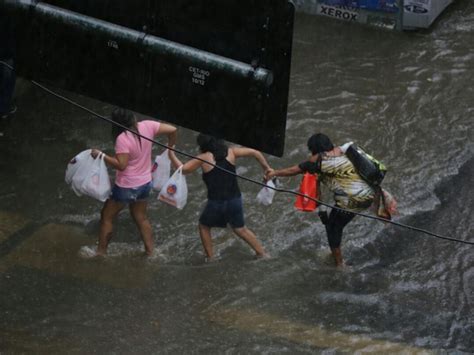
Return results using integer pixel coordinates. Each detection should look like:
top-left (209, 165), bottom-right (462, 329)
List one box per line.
top-left (91, 108), bottom-right (177, 257)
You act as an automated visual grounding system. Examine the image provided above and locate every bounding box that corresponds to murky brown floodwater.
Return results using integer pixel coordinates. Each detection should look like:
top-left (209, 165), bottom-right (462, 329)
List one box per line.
top-left (0, 1), bottom-right (473, 353)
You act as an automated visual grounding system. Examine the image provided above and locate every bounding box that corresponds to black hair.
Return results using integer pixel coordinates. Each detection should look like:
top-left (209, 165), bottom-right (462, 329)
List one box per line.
top-left (111, 108), bottom-right (141, 147)
top-left (197, 133), bottom-right (228, 160)
top-left (307, 133), bottom-right (334, 155)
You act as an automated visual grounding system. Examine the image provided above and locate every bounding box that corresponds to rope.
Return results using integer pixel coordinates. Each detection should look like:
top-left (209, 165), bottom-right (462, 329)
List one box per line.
top-left (1, 60), bottom-right (473, 246)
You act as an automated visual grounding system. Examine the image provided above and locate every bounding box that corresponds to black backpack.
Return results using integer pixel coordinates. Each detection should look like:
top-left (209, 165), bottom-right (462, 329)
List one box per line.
top-left (345, 144), bottom-right (386, 187)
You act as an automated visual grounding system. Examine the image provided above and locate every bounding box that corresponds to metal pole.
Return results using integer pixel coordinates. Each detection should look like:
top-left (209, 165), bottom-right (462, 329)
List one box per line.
top-left (2, 0), bottom-right (273, 87)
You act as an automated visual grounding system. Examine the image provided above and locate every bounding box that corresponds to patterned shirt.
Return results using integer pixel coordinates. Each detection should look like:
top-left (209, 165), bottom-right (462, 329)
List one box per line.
top-left (299, 154), bottom-right (374, 211)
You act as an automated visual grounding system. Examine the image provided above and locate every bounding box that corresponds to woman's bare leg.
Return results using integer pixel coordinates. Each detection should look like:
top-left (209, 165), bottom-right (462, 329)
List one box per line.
top-left (232, 227), bottom-right (266, 257)
top-left (198, 224), bottom-right (214, 259)
top-left (129, 200), bottom-right (154, 256)
top-left (97, 199), bottom-right (125, 256)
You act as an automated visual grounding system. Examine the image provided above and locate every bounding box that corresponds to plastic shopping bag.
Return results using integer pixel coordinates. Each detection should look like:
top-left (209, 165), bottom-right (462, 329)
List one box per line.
top-left (65, 149), bottom-right (91, 185)
top-left (151, 149), bottom-right (171, 191)
top-left (256, 179), bottom-right (276, 206)
top-left (294, 173), bottom-right (318, 212)
top-left (372, 187), bottom-right (398, 220)
top-left (339, 141), bottom-right (354, 154)
top-left (158, 166), bottom-right (188, 209)
top-left (65, 149), bottom-right (111, 202)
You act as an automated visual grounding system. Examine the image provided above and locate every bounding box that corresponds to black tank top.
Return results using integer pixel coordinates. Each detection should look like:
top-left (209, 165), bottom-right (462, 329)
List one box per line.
top-left (202, 156), bottom-right (241, 200)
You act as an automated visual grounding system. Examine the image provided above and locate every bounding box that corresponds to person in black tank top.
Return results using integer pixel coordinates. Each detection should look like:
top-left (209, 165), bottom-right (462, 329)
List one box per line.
top-left (202, 156), bottom-right (241, 201)
top-left (169, 133), bottom-right (273, 262)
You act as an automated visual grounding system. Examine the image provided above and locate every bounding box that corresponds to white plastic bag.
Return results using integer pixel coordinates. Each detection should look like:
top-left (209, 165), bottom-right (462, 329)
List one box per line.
top-left (65, 149), bottom-right (111, 202)
top-left (151, 149), bottom-right (171, 191)
top-left (158, 166), bottom-right (188, 209)
top-left (256, 179), bottom-right (276, 206)
top-left (339, 141), bottom-right (354, 154)
top-left (65, 149), bottom-right (91, 185)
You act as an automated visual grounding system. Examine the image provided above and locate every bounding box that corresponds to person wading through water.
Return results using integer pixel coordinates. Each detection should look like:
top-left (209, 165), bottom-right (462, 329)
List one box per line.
top-left (91, 108), bottom-right (177, 256)
top-left (169, 133), bottom-right (272, 262)
top-left (266, 133), bottom-right (375, 267)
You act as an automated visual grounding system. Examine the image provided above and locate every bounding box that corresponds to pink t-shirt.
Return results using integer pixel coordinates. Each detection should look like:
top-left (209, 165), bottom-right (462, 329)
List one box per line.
top-left (114, 120), bottom-right (161, 188)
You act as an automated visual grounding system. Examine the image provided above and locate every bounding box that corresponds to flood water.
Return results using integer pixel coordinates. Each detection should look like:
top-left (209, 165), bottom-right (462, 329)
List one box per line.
top-left (1, 1), bottom-right (473, 353)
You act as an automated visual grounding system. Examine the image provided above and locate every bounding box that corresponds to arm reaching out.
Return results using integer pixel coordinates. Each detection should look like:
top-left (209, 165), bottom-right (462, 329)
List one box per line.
top-left (168, 148), bottom-right (183, 169)
top-left (168, 149), bottom-right (209, 175)
top-left (232, 147), bottom-right (272, 173)
top-left (266, 165), bottom-right (302, 180)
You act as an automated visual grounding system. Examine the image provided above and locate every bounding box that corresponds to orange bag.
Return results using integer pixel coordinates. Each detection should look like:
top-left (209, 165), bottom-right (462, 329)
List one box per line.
top-left (294, 173), bottom-right (318, 212)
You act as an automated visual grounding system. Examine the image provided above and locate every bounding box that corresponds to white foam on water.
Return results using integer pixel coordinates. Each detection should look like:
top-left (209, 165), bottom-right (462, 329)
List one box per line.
top-left (78, 245), bottom-right (97, 258)
top-left (59, 213), bottom-right (99, 226)
top-left (78, 242), bottom-right (179, 264)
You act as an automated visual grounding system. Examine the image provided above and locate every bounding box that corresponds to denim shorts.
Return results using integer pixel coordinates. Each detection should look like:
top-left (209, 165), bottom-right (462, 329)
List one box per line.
top-left (110, 182), bottom-right (152, 203)
top-left (199, 197), bottom-right (245, 229)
